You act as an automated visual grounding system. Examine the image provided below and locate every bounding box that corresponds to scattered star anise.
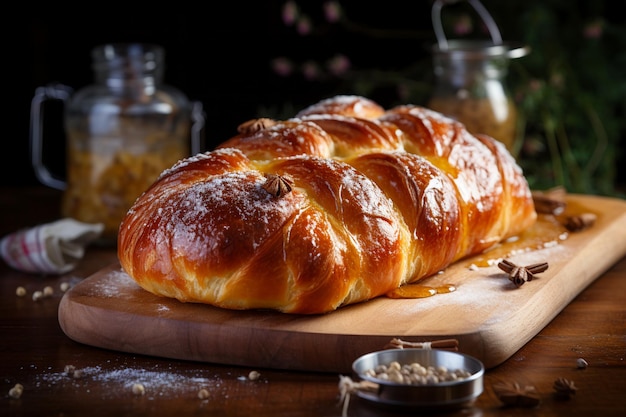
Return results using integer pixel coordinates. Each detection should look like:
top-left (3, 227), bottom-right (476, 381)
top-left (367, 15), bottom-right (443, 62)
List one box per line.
top-left (564, 213), bottom-right (597, 232)
top-left (492, 380), bottom-right (540, 407)
top-left (553, 377), bottom-right (577, 399)
top-left (497, 259), bottom-right (549, 288)
top-left (531, 187), bottom-right (567, 215)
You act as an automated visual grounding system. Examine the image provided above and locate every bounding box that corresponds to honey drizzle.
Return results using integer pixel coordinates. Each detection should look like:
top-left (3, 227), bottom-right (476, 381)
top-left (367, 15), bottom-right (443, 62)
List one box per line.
top-left (470, 198), bottom-right (598, 267)
top-left (385, 198), bottom-right (598, 300)
top-left (468, 213), bottom-right (568, 267)
top-left (386, 283), bottom-right (456, 299)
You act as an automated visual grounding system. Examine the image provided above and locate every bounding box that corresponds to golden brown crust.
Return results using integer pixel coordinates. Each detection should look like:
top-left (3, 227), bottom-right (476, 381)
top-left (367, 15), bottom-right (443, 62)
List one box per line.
top-left (295, 94), bottom-right (386, 119)
top-left (118, 95), bottom-right (536, 314)
top-left (219, 120), bottom-right (334, 159)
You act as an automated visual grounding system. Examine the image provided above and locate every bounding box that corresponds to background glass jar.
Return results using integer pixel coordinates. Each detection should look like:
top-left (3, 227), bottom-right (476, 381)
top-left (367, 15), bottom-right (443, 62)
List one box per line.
top-left (428, 0), bottom-right (529, 154)
top-left (31, 43), bottom-right (204, 245)
top-left (428, 41), bottom-right (528, 152)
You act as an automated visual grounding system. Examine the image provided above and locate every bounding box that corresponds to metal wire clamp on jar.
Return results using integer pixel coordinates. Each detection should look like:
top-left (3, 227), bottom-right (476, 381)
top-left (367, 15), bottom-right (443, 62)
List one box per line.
top-left (30, 43), bottom-right (205, 245)
top-left (428, 0), bottom-right (529, 154)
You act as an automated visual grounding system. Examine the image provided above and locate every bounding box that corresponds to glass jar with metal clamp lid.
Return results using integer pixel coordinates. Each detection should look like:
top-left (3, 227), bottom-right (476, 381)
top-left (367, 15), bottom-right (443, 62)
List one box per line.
top-left (428, 0), bottom-right (529, 154)
top-left (30, 43), bottom-right (205, 245)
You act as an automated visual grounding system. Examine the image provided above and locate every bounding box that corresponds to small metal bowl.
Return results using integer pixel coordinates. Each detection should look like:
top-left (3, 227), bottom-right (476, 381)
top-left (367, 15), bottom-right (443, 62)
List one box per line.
top-left (352, 348), bottom-right (484, 410)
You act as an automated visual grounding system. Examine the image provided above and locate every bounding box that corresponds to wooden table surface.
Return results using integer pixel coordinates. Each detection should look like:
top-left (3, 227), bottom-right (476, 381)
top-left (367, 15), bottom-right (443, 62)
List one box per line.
top-left (1, 187), bottom-right (625, 417)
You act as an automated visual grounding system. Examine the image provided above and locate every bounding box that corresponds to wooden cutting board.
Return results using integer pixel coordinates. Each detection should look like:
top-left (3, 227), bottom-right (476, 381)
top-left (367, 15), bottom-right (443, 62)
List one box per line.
top-left (58, 194), bottom-right (626, 373)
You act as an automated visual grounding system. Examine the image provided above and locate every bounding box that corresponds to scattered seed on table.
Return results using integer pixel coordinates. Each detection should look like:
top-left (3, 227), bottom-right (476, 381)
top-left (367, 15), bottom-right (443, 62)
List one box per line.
top-left (132, 383), bottom-right (145, 396)
top-left (198, 388), bottom-right (210, 400)
top-left (8, 383), bottom-right (23, 399)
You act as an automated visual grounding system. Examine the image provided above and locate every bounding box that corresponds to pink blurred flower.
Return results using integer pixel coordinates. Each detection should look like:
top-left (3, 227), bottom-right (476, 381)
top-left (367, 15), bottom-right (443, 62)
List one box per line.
top-left (327, 54), bottom-right (351, 76)
top-left (453, 14), bottom-right (472, 36)
top-left (528, 79), bottom-right (543, 92)
top-left (297, 15), bottom-right (312, 35)
top-left (302, 61), bottom-right (321, 80)
top-left (583, 19), bottom-right (603, 39)
top-left (522, 136), bottom-right (545, 155)
top-left (323, 1), bottom-right (342, 23)
top-left (271, 57), bottom-right (294, 77)
top-left (282, 1), bottom-right (298, 26)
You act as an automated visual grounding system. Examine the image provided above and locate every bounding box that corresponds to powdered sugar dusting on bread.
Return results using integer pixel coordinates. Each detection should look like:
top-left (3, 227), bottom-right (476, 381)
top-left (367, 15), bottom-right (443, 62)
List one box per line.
top-left (158, 151), bottom-right (211, 179)
top-left (164, 171), bottom-right (300, 256)
top-left (158, 148), bottom-right (247, 180)
top-left (296, 94), bottom-right (384, 119)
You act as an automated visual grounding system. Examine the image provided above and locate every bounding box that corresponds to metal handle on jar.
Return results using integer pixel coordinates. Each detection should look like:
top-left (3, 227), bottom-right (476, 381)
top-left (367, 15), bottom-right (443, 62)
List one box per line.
top-left (30, 84), bottom-right (206, 192)
top-left (29, 83), bottom-right (73, 190)
top-left (431, 0), bottom-right (503, 50)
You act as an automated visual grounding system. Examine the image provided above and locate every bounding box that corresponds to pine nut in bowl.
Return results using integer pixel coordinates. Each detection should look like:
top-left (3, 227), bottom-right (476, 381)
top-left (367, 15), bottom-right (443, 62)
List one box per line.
top-left (352, 348), bottom-right (484, 410)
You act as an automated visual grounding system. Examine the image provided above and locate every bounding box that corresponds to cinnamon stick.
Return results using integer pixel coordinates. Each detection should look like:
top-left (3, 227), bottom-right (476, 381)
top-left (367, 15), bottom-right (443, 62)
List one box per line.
top-left (383, 338), bottom-right (459, 351)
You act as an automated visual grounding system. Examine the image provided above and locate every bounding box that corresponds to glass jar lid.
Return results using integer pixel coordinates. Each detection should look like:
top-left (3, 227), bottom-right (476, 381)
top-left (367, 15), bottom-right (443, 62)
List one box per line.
top-left (432, 40), bottom-right (530, 61)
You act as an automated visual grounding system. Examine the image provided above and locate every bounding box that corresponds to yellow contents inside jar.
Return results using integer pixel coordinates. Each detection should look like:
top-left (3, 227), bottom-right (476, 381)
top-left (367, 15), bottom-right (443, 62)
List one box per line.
top-left (429, 39), bottom-right (528, 154)
top-left (62, 119), bottom-right (188, 243)
top-left (428, 92), bottom-right (517, 151)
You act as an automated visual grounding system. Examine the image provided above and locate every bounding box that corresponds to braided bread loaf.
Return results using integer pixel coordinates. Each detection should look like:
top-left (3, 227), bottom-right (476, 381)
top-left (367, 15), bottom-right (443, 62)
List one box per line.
top-left (117, 95), bottom-right (536, 314)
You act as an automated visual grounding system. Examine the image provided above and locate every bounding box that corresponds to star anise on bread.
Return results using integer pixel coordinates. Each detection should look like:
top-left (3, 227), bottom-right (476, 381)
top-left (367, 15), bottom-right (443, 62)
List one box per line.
top-left (262, 173), bottom-right (294, 198)
top-left (237, 118), bottom-right (277, 134)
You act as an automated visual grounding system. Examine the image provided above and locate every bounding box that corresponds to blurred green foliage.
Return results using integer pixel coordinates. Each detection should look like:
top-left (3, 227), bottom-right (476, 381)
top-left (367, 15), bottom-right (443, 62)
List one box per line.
top-left (507, 1), bottom-right (625, 196)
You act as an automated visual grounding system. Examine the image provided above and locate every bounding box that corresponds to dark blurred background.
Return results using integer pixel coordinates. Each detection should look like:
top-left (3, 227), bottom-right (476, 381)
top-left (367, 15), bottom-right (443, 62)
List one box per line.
top-left (5, 0), bottom-right (626, 195)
